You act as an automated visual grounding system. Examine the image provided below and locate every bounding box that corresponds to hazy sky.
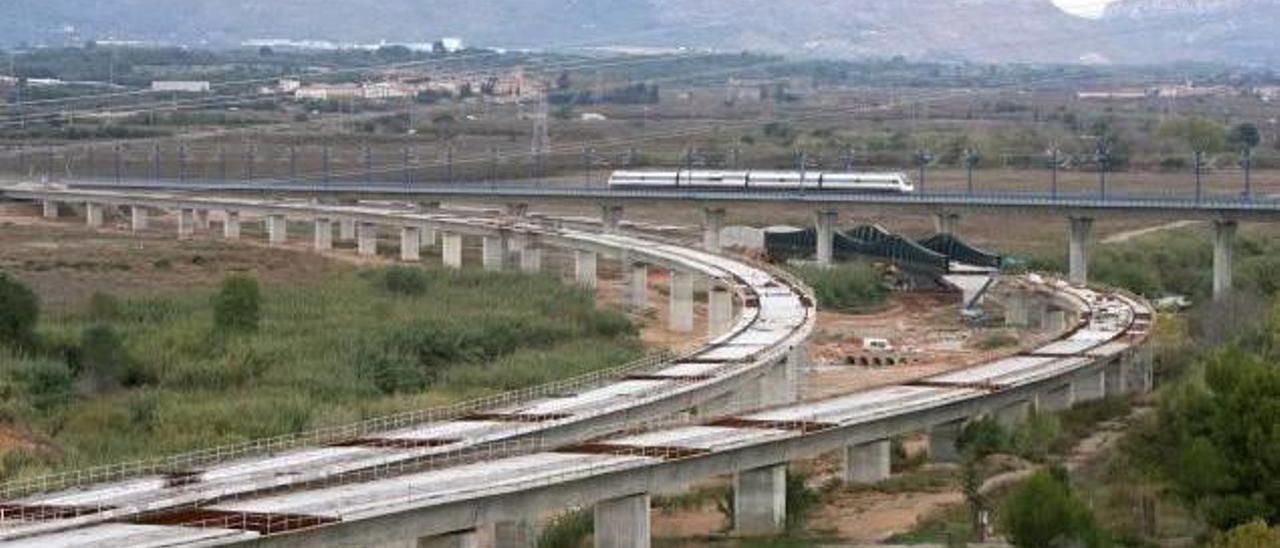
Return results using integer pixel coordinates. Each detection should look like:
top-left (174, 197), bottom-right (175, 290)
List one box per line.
top-left (1052, 0), bottom-right (1116, 18)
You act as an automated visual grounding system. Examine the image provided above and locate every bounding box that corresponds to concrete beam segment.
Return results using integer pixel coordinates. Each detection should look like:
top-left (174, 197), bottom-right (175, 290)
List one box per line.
top-left (929, 418), bottom-right (967, 464)
top-left (519, 246), bottom-right (543, 273)
top-left (708, 285), bottom-right (734, 337)
top-left (1073, 369), bottom-right (1106, 404)
top-left (1213, 220), bottom-right (1237, 301)
top-left (668, 270), bottom-right (694, 333)
top-left (313, 218), bottom-right (333, 251)
top-left (843, 439), bottom-right (891, 485)
top-left (41, 200), bottom-right (58, 219)
top-left (734, 464), bottom-right (786, 536)
top-left (267, 214), bottom-right (288, 245)
top-left (933, 212), bottom-right (960, 235)
top-left (483, 236), bottom-right (506, 272)
top-left (493, 519), bottom-right (539, 548)
top-left (702, 208), bottom-right (726, 252)
top-left (1037, 383), bottom-right (1074, 413)
top-left (441, 232), bottom-right (463, 269)
top-left (357, 222), bottom-right (378, 257)
top-left (223, 211), bottom-right (241, 240)
top-left (629, 263), bottom-right (649, 310)
top-left (600, 205), bottom-right (625, 234)
top-left (995, 400), bottom-right (1031, 430)
top-left (177, 208), bottom-right (196, 239)
top-left (594, 493), bottom-right (650, 548)
top-left (339, 218), bottom-right (357, 242)
top-left (130, 205), bottom-right (149, 231)
top-left (815, 209), bottom-right (838, 267)
top-left (575, 249), bottom-right (598, 288)
top-left (400, 226), bottom-right (422, 262)
top-left (1068, 216), bottom-right (1093, 286)
top-left (417, 530), bottom-right (479, 548)
top-left (85, 202), bottom-right (104, 228)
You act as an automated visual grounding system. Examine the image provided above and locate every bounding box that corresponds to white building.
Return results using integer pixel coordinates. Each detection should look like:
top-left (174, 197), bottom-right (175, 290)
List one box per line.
top-left (294, 83), bottom-right (362, 101)
top-left (151, 81), bottom-right (211, 93)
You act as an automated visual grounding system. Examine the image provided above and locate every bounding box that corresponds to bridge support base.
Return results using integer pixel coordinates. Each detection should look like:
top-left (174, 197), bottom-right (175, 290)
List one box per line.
top-left (223, 211), bottom-right (241, 240)
top-left (178, 208), bottom-right (196, 239)
top-left (708, 285), bottom-right (733, 337)
top-left (843, 439), bottom-right (891, 485)
top-left (356, 222), bottom-right (377, 256)
top-left (313, 218), bottom-right (333, 251)
top-left (933, 212), bottom-right (959, 236)
top-left (703, 208), bottom-right (725, 252)
top-left (735, 464), bottom-right (786, 536)
top-left (483, 236), bottom-right (506, 271)
top-left (85, 202), bottom-right (104, 228)
top-left (267, 214), bottom-right (288, 246)
top-left (1213, 220), bottom-right (1236, 301)
top-left (815, 209), bottom-right (837, 267)
top-left (421, 225), bottom-right (438, 249)
top-left (575, 249), bottom-right (598, 288)
top-left (195, 210), bottom-right (210, 231)
top-left (594, 493), bottom-right (650, 548)
top-left (400, 226), bottom-right (421, 262)
top-left (442, 232), bottom-right (463, 269)
top-left (668, 270), bottom-right (694, 333)
top-left (130, 206), bottom-right (148, 232)
top-left (1069, 217), bottom-right (1093, 286)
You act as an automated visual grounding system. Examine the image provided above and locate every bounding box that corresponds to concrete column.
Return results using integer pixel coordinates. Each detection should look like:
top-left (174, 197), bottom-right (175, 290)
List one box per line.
top-left (708, 285), bottom-right (734, 336)
top-left (760, 356), bottom-right (797, 406)
top-left (629, 263), bottom-right (649, 310)
top-left (1043, 307), bottom-right (1067, 333)
top-left (177, 208), bottom-right (196, 239)
top-left (85, 202), bottom-right (104, 228)
top-left (519, 246), bottom-right (543, 273)
top-left (417, 530), bottom-right (478, 548)
top-left (734, 464), bottom-right (786, 536)
top-left (420, 225), bottom-right (438, 249)
top-left (1105, 360), bottom-right (1129, 397)
top-left (574, 249), bottom-right (598, 288)
top-left (195, 210), bottom-right (210, 231)
top-left (843, 439), bottom-right (891, 485)
top-left (1073, 369), bottom-right (1106, 403)
top-left (41, 200), bottom-right (58, 219)
top-left (1213, 220), bottom-right (1237, 301)
top-left (130, 206), bottom-right (149, 231)
top-left (1068, 217), bottom-right (1093, 286)
top-left (339, 218), bottom-right (357, 242)
top-left (400, 226), bottom-right (422, 262)
top-left (493, 519), bottom-right (538, 548)
top-left (594, 493), bottom-right (650, 548)
top-left (1037, 383), bottom-right (1074, 413)
top-left (995, 400), bottom-right (1031, 430)
top-left (933, 212), bottom-right (959, 235)
top-left (600, 205), bottom-right (624, 234)
top-left (1004, 292), bottom-right (1029, 327)
top-left (442, 232), bottom-right (463, 269)
top-left (668, 270), bottom-right (694, 333)
top-left (266, 214), bottom-right (288, 245)
top-left (702, 208), bottom-right (726, 252)
top-left (929, 419), bottom-right (966, 464)
top-left (313, 218), bottom-right (333, 251)
top-left (357, 222), bottom-right (378, 257)
top-left (815, 209), bottom-right (837, 267)
top-left (223, 211), bottom-right (241, 240)
top-left (483, 236), bottom-right (506, 272)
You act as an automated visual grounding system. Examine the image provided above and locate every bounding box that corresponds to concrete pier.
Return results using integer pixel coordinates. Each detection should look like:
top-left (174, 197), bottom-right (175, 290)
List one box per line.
top-left (177, 208), bottom-right (196, 239)
top-left (629, 263), bottom-right (649, 310)
top-left (1004, 293), bottom-right (1029, 327)
top-left (815, 209), bottom-right (838, 267)
top-left (929, 419), bottom-right (966, 463)
top-left (1068, 217), bottom-right (1093, 286)
top-left (267, 214), bottom-right (288, 245)
top-left (843, 439), bottom-right (891, 485)
top-left (223, 211), bottom-right (241, 240)
top-left (339, 218), bottom-right (356, 242)
top-left (668, 270), bottom-right (694, 333)
top-left (735, 464), bottom-right (786, 536)
top-left (41, 200), bottom-right (58, 219)
top-left (130, 206), bottom-right (149, 231)
top-left (420, 225), bottom-right (438, 249)
top-left (313, 218), bottom-right (333, 251)
top-left (708, 285), bottom-right (734, 336)
top-left (1104, 360), bottom-right (1128, 397)
top-left (85, 202), bottom-right (104, 228)
top-left (195, 210), bottom-right (210, 231)
top-left (600, 205), bottom-right (624, 234)
top-left (483, 236), bottom-right (506, 272)
top-left (1073, 369), bottom-right (1106, 403)
top-left (995, 400), bottom-right (1031, 430)
top-left (594, 493), bottom-right (650, 548)
top-left (703, 208), bottom-right (726, 252)
top-left (442, 232), bottom-right (463, 269)
top-left (493, 519), bottom-right (538, 548)
top-left (1038, 383), bottom-right (1074, 413)
top-left (933, 212), bottom-right (959, 235)
top-left (519, 246), bottom-right (543, 273)
top-left (356, 222), bottom-right (378, 257)
top-left (1213, 220), bottom-right (1236, 301)
top-left (400, 226), bottom-right (421, 262)
top-left (575, 249), bottom-right (598, 288)
top-left (759, 357), bottom-right (797, 407)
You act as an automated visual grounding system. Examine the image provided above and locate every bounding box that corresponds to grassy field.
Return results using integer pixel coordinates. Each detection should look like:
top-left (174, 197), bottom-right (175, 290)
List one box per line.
top-left (0, 267), bottom-right (642, 479)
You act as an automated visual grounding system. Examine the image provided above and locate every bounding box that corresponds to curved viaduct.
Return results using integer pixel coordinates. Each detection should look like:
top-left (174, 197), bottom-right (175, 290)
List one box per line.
top-left (0, 185), bottom-right (1152, 548)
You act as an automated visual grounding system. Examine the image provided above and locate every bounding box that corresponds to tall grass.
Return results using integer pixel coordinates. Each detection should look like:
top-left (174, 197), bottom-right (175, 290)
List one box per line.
top-left (790, 262), bottom-right (889, 312)
top-left (0, 268), bottom-right (641, 477)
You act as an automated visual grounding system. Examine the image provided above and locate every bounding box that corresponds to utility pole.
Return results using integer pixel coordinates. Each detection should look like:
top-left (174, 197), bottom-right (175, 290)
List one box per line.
top-left (1241, 147), bottom-right (1253, 199)
top-left (1193, 150), bottom-right (1205, 203)
top-left (965, 149), bottom-right (980, 195)
top-left (842, 147), bottom-right (854, 171)
top-left (1095, 144), bottom-right (1111, 200)
top-left (1048, 146), bottom-right (1060, 198)
top-left (916, 150), bottom-right (932, 195)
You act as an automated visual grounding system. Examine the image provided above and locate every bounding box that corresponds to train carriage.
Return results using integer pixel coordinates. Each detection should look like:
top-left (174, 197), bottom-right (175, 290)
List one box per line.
top-left (609, 169), bottom-right (915, 193)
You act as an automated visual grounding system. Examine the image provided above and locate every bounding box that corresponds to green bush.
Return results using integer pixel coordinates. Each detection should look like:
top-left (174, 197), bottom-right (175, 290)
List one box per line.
top-left (791, 262), bottom-right (888, 312)
top-left (0, 272), bottom-right (39, 351)
top-left (87, 292), bottom-right (121, 322)
top-left (77, 324), bottom-right (132, 392)
top-left (213, 274), bottom-right (261, 334)
top-left (999, 467), bottom-right (1106, 548)
top-left (538, 509), bottom-right (592, 548)
top-left (381, 266), bottom-right (429, 296)
top-left (958, 416), bottom-right (1010, 460)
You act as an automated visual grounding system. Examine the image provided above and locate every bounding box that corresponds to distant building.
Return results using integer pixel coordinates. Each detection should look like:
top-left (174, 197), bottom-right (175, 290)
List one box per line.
top-left (361, 81), bottom-right (415, 100)
top-left (439, 37), bottom-right (464, 53)
top-left (294, 83), bottom-right (362, 101)
top-left (151, 81), bottom-right (211, 93)
top-left (1076, 89), bottom-right (1151, 101)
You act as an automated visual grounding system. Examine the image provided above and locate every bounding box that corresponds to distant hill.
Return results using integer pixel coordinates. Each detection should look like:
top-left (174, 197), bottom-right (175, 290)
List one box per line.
top-left (1, 0), bottom-right (1277, 65)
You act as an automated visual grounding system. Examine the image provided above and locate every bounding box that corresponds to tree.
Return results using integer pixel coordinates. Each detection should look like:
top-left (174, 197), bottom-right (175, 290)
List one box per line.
top-left (213, 274), bottom-right (261, 334)
top-left (1228, 123), bottom-right (1262, 151)
top-left (0, 272), bottom-right (39, 350)
top-left (1157, 116), bottom-right (1228, 154)
top-left (999, 467), bottom-right (1104, 548)
top-left (1211, 520), bottom-right (1280, 548)
top-left (77, 324), bottom-right (130, 393)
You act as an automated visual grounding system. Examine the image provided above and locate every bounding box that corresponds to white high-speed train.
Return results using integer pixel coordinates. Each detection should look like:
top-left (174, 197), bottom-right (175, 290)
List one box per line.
top-left (608, 170), bottom-right (915, 193)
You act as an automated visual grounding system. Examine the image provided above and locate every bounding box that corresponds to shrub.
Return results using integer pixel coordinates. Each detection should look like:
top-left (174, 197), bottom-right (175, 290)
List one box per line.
top-left (792, 262), bottom-right (888, 312)
top-left (538, 509), bottom-right (592, 548)
top-left (1211, 520), bottom-right (1280, 548)
top-left (381, 266), bottom-right (429, 296)
top-left (999, 467), bottom-right (1105, 548)
top-left (77, 324), bottom-right (131, 393)
top-left (0, 272), bottom-right (39, 351)
top-left (213, 274), bottom-right (261, 334)
top-left (958, 416), bottom-right (1010, 460)
top-left (87, 292), bottom-right (121, 322)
